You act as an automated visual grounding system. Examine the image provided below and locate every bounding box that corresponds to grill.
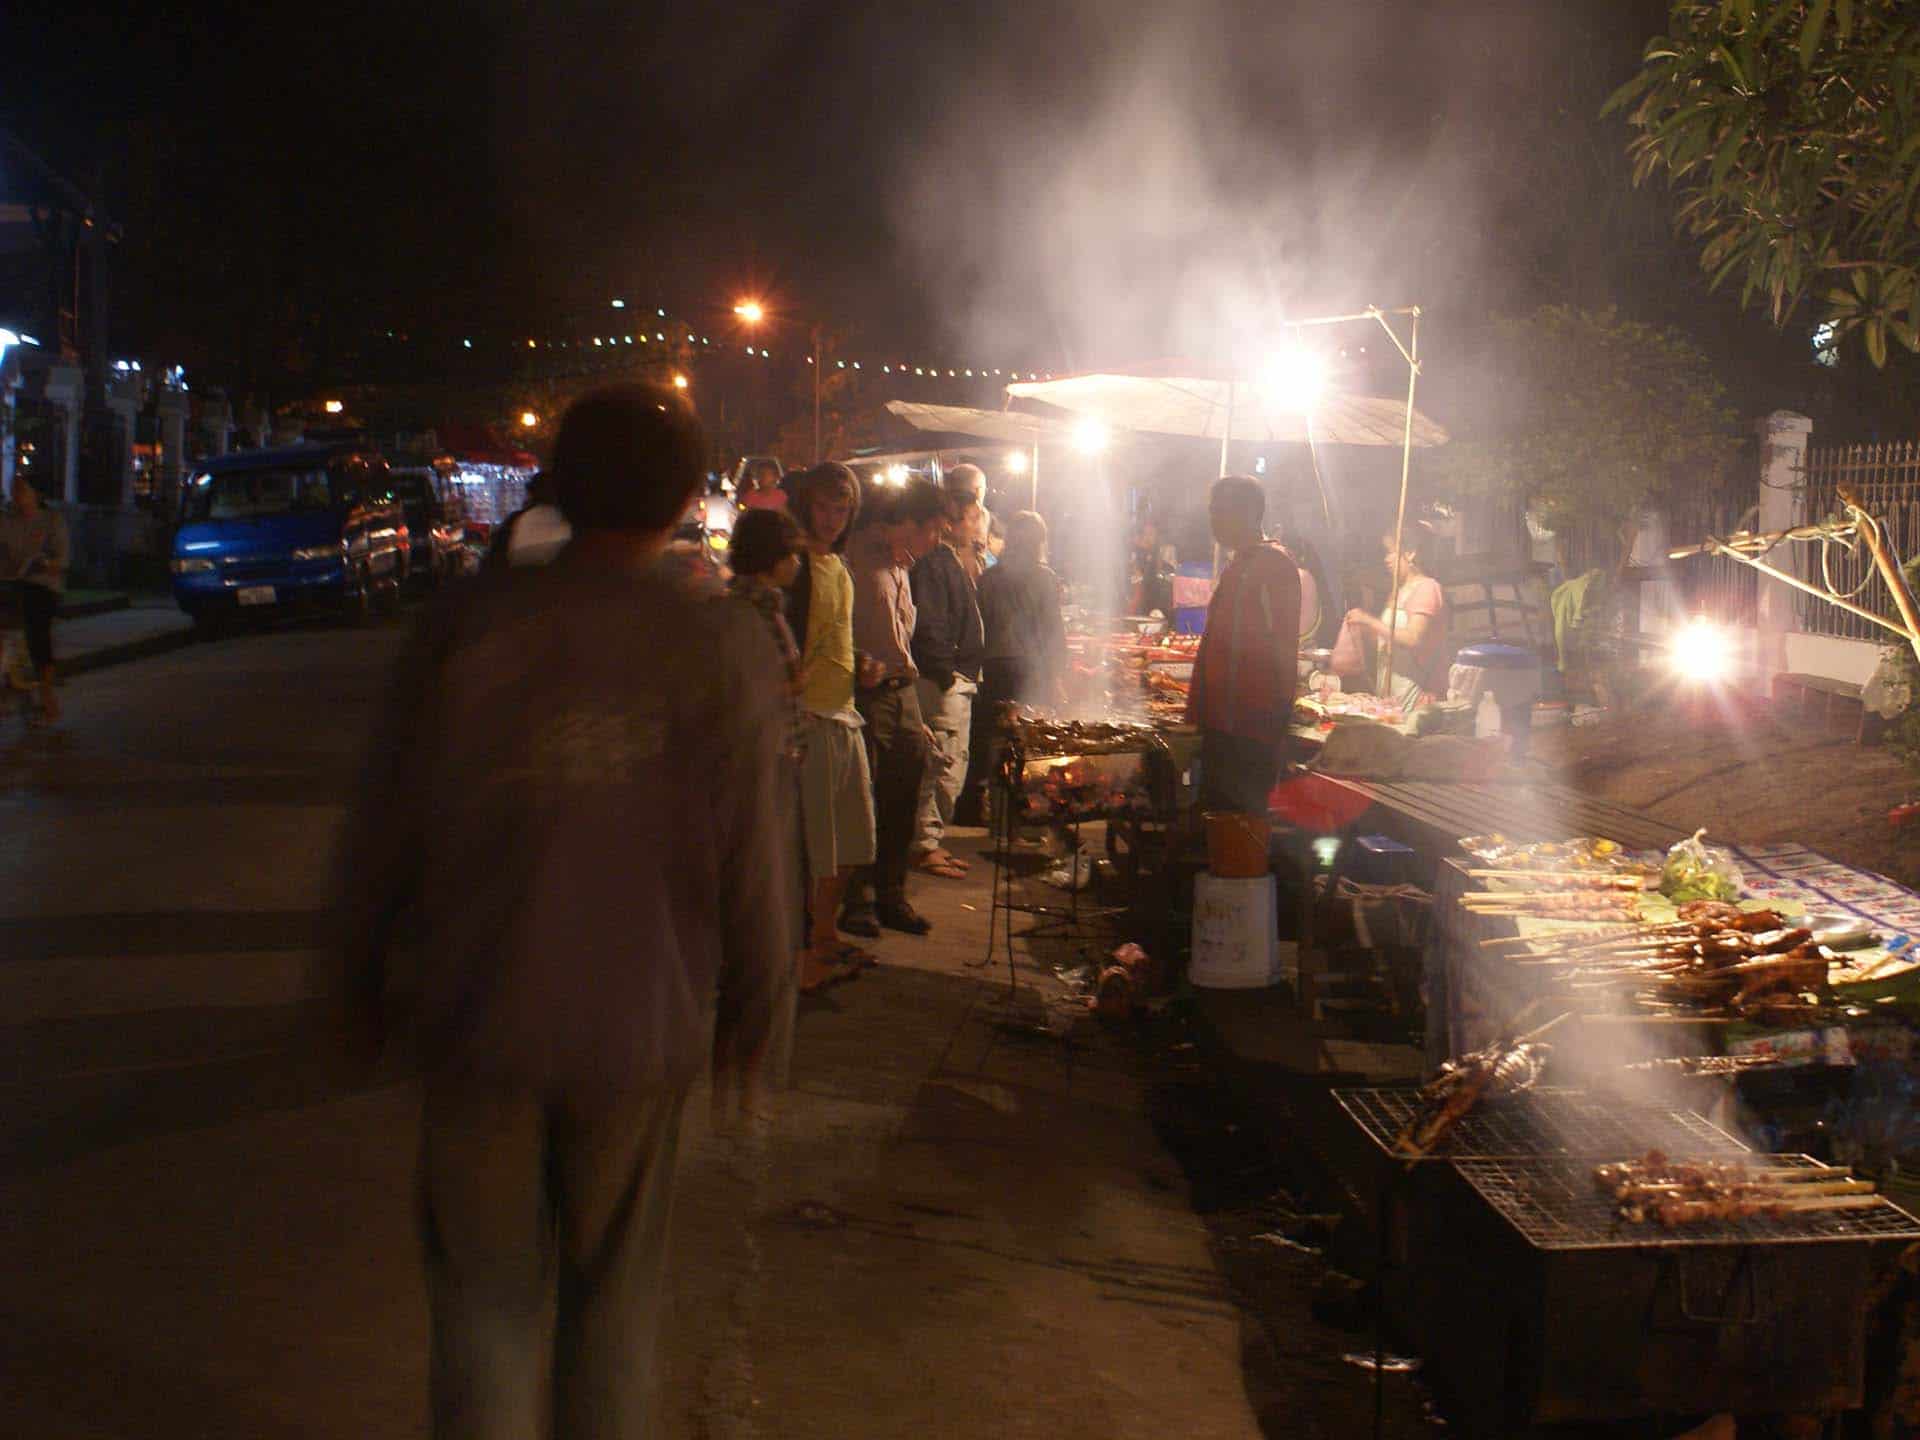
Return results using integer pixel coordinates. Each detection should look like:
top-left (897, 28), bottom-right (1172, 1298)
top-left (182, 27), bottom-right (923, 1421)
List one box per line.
top-left (1333, 1086), bottom-right (1747, 1162)
top-left (1454, 1154), bottom-right (1920, 1250)
top-left (1000, 715), bottom-right (1176, 823)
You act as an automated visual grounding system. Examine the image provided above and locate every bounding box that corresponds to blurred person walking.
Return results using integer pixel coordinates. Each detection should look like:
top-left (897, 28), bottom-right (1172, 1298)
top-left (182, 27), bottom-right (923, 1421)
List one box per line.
top-left (840, 477), bottom-right (946, 938)
top-left (0, 478), bottom-right (69, 724)
top-left (909, 471), bottom-right (986, 878)
top-left (784, 463), bottom-right (880, 983)
top-left (1187, 475), bottom-right (1301, 816)
top-left (342, 384), bottom-right (793, 1440)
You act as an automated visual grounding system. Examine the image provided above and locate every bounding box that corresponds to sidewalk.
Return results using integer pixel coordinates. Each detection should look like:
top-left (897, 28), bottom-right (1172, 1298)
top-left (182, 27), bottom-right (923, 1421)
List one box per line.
top-left (0, 828), bottom-right (1269, 1440)
top-left (57, 594), bottom-right (194, 676)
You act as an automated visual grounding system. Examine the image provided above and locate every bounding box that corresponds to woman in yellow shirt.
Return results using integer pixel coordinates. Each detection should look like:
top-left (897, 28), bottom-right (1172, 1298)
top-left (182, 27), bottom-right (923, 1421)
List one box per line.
top-left (786, 464), bottom-right (879, 989)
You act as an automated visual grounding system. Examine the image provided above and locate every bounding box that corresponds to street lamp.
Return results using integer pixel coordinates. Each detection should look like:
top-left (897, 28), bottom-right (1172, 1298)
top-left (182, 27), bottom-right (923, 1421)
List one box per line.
top-left (1071, 419), bottom-right (1110, 455)
top-left (734, 297), bottom-right (825, 463)
top-left (1255, 346), bottom-right (1327, 413)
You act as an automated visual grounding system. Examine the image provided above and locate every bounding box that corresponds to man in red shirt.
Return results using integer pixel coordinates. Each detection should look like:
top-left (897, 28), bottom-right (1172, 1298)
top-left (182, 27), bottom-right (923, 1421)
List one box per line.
top-left (1186, 475), bottom-right (1303, 815)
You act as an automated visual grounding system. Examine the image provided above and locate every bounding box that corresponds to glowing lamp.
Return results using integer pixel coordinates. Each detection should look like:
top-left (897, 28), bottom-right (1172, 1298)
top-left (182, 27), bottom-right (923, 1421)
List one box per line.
top-left (733, 300), bottom-right (765, 325)
top-left (1071, 419), bottom-right (1110, 455)
top-left (323, 399), bottom-right (344, 415)
top-left (519, 410), bottom-right (539, 429)
top-left (1668, 616), bottom-right (1733, 684)
top-left (886, 465), bottom-right (909, 486)
top-left (1004, 450), bottom-right (1029, 476)
top-left (672, 373), bottom-right (689, 390)
top-left (1256, 347), bottom-right (1326, 413)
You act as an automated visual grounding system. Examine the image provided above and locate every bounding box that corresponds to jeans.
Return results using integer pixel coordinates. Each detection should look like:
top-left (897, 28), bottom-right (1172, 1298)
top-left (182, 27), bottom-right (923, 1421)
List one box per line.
top-left (913, 673), bottom-right (976, 855)
top-left (419, 1079), bottom-right (691, 1440)
top-left (1197, 730), bottom-right (1279, 816)
top-left (845, 681), bottom-right (928, 914)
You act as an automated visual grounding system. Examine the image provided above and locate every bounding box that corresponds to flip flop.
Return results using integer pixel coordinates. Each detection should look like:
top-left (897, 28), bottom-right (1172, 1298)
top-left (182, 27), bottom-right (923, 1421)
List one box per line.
top-left (834, 943), bottom-right (879, 970)
top-left (798, 957), bottom-right (858, 994)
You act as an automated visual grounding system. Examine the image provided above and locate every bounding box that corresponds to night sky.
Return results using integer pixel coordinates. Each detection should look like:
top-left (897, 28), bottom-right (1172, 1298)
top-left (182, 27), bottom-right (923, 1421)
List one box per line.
top-left (6, 0), bottom-right (1815, 403)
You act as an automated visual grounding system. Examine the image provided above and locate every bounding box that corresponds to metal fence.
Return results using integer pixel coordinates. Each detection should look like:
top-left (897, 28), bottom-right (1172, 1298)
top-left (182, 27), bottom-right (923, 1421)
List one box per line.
top-left (1797, 441), bottom-right (1920, 643)
top-left (1665, 482), bottom-right (1760, 627)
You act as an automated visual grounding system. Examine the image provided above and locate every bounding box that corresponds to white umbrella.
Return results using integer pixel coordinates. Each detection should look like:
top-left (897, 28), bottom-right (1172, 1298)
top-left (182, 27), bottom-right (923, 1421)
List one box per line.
top-left (1003, 371), bottom-right (1448, 449)
top-left (883, 400), bottom-right (1086, 509)
top-left (883, 400), bottom-right (1079, 447)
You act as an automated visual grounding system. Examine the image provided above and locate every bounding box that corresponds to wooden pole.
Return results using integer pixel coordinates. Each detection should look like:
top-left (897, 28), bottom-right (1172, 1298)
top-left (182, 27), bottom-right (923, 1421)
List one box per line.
top-left (1383, 310), bottom-right (1421, 689)
top-left (1837, 482), bottom-right (1920, 666)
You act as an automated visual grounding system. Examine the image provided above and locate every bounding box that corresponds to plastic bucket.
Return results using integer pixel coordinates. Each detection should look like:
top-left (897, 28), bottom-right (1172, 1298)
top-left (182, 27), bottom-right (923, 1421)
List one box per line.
top-left (1204, 810), bottom-right (1271, 878)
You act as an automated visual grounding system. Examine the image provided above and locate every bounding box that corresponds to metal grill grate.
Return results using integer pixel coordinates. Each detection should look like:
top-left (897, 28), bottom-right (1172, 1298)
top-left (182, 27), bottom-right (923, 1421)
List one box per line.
top-left (1333, 1087), bottom-right (1748, 1161)
top-left (1455, 1154), bottom-right (1920, 1250)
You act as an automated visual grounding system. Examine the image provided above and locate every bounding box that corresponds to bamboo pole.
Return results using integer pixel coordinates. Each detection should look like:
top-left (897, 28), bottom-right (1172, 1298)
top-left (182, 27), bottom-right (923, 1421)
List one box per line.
top-left (1694, 538), bottom-right (1910, 641)
top-left (1837, 482), bottom-right (1920, 667)
top-left (1383, 309), bottom-right (1420, 689)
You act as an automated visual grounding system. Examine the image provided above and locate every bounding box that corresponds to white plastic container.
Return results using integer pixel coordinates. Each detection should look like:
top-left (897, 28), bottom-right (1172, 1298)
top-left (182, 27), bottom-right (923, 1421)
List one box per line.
top-left (1191, 874), bottom-right (1289, 989)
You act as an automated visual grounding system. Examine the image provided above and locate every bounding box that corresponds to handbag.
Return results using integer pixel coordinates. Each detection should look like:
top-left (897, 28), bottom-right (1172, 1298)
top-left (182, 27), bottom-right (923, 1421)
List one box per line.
top-left (1329, 617), bottom-right (1368, 678)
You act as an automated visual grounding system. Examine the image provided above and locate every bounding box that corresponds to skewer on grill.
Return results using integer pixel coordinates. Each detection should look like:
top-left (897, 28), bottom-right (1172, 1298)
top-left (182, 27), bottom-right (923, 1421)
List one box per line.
top-left (1466, 869), bottom-right (1651, 888)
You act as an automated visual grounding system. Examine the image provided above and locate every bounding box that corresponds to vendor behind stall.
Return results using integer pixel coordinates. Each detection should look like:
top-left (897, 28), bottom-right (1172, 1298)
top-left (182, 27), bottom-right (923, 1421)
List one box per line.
top-left (1186, 475), bottom-right (1301, 815)
top-left (1345, 521), bottom-right (1450, 710)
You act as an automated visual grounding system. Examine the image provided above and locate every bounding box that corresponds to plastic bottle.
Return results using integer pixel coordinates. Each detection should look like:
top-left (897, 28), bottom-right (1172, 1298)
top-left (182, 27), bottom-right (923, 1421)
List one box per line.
top-left (1475, 689), bottom-right (1502, 738)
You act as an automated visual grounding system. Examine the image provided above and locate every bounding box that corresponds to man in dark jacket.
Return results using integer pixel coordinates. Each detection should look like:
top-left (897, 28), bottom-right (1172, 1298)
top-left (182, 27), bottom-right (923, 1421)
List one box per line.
top-left (909, 468), bottom-right (987, 877)
top-left (342, 384), bottom-right (791, 1438)
top-left (1187, 475), bottom-right (1302, 815)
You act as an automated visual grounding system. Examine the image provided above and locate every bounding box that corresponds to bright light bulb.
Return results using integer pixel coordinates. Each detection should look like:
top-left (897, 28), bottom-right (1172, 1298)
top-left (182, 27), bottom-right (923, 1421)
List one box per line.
top-left (1071, 419), bottom-right (1110, 455)
top-left (1256, 346), bottom-right (1326, 412)
top-left (519, 410), bottom-right (539, 428)
top-left (323, 399), bottom-right (344, 415)
top-left (672, 374), bottom-right (689, 390)
top-left (610, 299), bottom-right (626, 309)
top-left (1004, 450), bottom-right (1029, 475)
top-left (887, 465), bottom-right (909, 486)
top-left (1669, 616), bottom-right (1732, 684)
top-left (733, 300), bottom-right (765, 325)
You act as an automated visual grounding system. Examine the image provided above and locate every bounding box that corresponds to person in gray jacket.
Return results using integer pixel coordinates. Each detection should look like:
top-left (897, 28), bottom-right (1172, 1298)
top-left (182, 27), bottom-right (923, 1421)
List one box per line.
top-left (341, 384), bottom-right (792, 1439)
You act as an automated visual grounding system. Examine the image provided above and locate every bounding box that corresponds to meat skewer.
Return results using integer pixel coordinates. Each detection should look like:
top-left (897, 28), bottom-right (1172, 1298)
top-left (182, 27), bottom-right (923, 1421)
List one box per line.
top-left (1594, 1151), bottom-right (1883, 1226)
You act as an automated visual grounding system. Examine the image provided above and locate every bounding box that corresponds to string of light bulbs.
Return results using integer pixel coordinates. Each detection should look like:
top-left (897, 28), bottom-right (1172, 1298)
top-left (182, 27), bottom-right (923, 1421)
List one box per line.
top-left (425, 300), bottom-right (1060, 382)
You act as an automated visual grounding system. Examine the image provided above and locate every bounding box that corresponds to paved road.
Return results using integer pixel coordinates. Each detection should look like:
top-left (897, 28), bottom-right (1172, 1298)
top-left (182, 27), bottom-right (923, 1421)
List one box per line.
top-left (0, 621), bottom-right (1268, 1440)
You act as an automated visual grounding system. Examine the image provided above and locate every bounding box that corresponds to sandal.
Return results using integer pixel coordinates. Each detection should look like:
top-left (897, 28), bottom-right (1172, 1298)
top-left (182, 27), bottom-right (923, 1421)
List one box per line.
top-left (913, 852), bottom-right (968, 880)
top-left (799, 956), bottom-right (858, 994)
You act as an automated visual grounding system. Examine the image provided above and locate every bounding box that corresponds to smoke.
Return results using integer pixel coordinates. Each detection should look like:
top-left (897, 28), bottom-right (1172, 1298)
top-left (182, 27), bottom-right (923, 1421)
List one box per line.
top-left (884, 0), bottom-right (1562, 372)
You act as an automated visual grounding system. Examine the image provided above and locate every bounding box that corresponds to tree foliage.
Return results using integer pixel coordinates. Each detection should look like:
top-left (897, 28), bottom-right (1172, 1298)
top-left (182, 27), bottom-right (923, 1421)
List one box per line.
top-left (1433, 306), bottom-right (1741, 568)
top-left (1609, 0), bottom-right (1920, 366)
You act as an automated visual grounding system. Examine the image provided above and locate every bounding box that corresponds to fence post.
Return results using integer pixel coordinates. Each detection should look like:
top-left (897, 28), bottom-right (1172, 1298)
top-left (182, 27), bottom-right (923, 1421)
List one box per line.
top-left (1756, 410), bottom-right (1813, 685)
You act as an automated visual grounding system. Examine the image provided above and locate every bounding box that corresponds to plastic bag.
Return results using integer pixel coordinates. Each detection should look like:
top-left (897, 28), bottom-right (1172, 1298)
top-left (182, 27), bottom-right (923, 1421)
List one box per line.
top-left (1660, 828), bottom-right (1743, 904)
top-left (1329, 617), bottom-right (1368, 678)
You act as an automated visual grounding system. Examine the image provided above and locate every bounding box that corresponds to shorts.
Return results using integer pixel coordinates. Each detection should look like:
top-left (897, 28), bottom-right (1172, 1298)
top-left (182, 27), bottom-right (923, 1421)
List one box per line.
top-left (797, 711), bottom-right (876, 878)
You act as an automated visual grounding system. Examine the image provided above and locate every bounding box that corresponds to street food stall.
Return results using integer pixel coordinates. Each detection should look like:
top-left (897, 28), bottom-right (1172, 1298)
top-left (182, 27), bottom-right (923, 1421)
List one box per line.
top-left (1359, 824), bottom-right (1920, 1430)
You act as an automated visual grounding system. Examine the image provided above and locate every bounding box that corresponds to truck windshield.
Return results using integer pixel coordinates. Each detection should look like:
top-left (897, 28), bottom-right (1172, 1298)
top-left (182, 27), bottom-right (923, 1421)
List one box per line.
top-left (184, 468), bottom-right (334, 522)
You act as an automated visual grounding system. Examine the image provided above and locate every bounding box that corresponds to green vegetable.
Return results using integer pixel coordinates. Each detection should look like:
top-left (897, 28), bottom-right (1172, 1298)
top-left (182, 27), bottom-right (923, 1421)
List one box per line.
top-left (1660, 827), bottom-right (1743, 903)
